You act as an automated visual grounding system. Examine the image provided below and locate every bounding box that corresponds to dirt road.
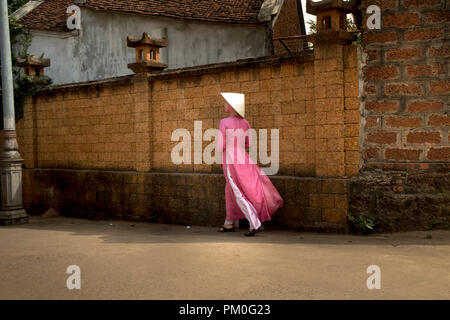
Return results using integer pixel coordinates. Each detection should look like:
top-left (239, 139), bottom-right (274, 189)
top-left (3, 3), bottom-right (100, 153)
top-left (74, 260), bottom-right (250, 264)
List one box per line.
top-left (0, 216), bottom-right (449, 299)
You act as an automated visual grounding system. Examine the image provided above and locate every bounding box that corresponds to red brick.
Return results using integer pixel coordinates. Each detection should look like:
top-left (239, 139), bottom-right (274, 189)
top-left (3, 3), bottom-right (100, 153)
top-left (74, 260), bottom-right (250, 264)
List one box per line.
top-left (379, 0), bottom-right (398, 9)
top-left (363, 66), bottom-right (399, 81)
top-left (403, 0), bottom-right (441, 7)
top-left (384, 13), bottom-right (420, 27)
top-left (366, 50), bottom-right (379, 62)
top-left (427, 148), bottom-right (450, 161)
top-left (408, 100), bottom-right (443, 112)
top-left (429, 81), bottom-right (450, 95)
top-left (385, 83), bottom-right (422, 96)
top-left (362, 32), bottom-right (398, 45)
top-left (385, 148), bottom-right (422, 161)
top-left (366, 132), bottom-right (397, 144)
top-left (406, 64), bottom-right (445, 78)
top-left (428, 114), bottom-right (450, 126)
top-left (407, 131), bottom-right (441, 144)
top-left (426, 11), bottom-right (450, 23)
top-left (429, 45), bottom-right (450, 57)
top-left (361, 0), bottom-right (397, 10)
top-left (365, 116), bottom-right (379, 128)
top-left (405, 28), bottom-right (444, 41)
top-left (386, 48), bottom-right (421, 61)
top-left (366, 100), bottom-right (399, 113)
top-left (386, 116), bottom-right (422, 128)
top-left (363, 147), bottom-right (380, 160)
top-left (365, 85), bottom-right (376, 95)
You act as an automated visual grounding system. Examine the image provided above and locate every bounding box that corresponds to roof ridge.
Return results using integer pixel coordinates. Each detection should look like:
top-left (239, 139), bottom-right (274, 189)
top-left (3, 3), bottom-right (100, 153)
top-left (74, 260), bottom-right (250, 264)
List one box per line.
top-left (9, 0), bottom-right (45, 20)
top-left (18, 0), bottom-right (271, 33)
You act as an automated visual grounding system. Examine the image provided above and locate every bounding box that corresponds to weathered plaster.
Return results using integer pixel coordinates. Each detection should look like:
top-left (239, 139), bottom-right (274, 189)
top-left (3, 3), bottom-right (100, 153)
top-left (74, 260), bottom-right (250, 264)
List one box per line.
top-left (22, 8), bottom-right (269, 85)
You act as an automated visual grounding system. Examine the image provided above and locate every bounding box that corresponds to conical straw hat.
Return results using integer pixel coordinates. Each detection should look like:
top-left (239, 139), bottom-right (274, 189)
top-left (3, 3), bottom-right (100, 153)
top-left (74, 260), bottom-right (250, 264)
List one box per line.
top-left (221, 92), bottom-right (245, 118)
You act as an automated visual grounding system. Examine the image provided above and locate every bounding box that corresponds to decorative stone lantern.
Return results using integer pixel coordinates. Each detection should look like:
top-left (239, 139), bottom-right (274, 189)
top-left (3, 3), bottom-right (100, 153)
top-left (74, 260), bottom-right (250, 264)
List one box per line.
top-left (306, 0), bottom-right (358, 44)
top-left (16, 55), bottom-right (50, 78)
top-left (127, 32), bottom-right (168, 73)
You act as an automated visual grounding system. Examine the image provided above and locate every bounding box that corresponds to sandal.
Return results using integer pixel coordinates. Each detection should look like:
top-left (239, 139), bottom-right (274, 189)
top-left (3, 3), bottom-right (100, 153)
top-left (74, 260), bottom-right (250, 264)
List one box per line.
top-left (218, 225), bottom-right (236, 232)
top-left (244, 229), bottom-right (256, 237)
top-left (244, 226), bottom-right (264, 237)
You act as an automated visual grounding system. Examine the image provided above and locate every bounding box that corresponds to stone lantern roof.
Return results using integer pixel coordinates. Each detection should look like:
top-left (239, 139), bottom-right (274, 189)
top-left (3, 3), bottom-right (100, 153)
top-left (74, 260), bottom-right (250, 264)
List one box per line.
top-left (16, 55), bottom-right (50, 68)
top-left (305, 0), bottom-right (359, 45)
top-left (16, 55), bottom-right (50, 77)
top-left (306, 0), bottom-right (358, 15)
top-left (127, 32), bottom-right (168, 74)
top-left (127, 32), bottom-right (168, 49)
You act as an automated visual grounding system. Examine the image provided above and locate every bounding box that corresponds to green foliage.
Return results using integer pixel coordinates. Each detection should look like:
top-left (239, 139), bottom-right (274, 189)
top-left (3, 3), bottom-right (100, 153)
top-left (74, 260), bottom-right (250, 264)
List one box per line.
top-left (149, 213), bottom-right (160, 222)
top-left (437, 187), bottom-right (449, 196)
top-left (346, 18), bottom-right (358, 32)
top-left (8, 0), bottom-right (28, 14)
top-left (9, 16), bottom-right (32, 60)
top-left (425, 216), bottom-right (441, 231)
top-left (15, 75), bottom-right (53, 118)
top-left (307, 17), bottom-right (359, 33)
top-left (348, 214), bottom-right (375, 235)
top-left (307, 19), bottom-right (317, 34)
top-left (1, 1), bottom-right (52, 129)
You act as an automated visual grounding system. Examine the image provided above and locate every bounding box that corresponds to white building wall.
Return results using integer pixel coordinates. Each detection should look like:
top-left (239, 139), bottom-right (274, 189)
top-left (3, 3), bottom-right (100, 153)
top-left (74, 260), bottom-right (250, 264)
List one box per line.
top-left (23, 8), bottom-right (269, 85)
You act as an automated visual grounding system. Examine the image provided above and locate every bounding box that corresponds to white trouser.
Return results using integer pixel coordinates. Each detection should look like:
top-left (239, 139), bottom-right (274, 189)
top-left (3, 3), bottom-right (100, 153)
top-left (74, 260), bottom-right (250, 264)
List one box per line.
top-left (224, 219), bottom-right (240, 228)
top-left (225, 166), bottom-right (262, 231)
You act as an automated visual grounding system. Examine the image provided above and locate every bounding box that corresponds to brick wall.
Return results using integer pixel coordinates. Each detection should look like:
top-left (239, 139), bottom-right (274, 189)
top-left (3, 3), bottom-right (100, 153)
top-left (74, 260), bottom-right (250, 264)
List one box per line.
top-left (23, 169), bottom-right (349, 232)
top-left (313, 44), bottom-right (360, 177)
top-left (361, 0), bottom-right (449, 168)
top-left (17, 77), bottom-right (137, 170)
top-left (11, 43), bottom-right (359, 231)
top-left (150, 54), bottom-right (321, 176)
top-left (272, 0), bottom-right (304, 54)
top-left (11, 1), bottom-right (449, 232)
top-left (18, 51), bottom-right (359, 178)
top-left (150, 47), bottom-right (358, 178)
top-left (349, 0), bottom-right (450, 232)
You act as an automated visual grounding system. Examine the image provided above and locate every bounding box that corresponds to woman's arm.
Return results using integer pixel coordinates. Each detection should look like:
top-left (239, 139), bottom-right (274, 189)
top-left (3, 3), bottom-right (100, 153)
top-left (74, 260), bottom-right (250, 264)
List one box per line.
top-left (218, 119), bottom-right (227, 152)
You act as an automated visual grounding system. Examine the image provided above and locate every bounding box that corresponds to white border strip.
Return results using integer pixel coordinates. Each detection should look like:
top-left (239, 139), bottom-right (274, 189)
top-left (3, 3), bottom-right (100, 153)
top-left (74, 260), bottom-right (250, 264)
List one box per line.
top-left (226, 166), bottom-right (261, 231)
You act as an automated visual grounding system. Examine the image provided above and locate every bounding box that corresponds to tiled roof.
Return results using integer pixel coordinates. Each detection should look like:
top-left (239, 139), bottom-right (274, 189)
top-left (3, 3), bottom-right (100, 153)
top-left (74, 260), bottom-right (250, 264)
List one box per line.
top-left (18, 0), bottom-right (73, 32)
top-left (83, 0), bottom-right (265, 24)
top-left (18, 0), bottom-right (266, 32)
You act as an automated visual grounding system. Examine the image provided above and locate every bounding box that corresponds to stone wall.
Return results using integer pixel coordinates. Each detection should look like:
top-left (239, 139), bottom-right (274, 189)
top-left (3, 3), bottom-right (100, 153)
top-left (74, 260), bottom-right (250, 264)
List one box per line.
top-left (350, 0), bottom-right (450, 232)
top-left (272, 0), bottom-right (304, 54)
top-left (149, 49), bottom-right (358, 178)
top-left (23, 168), bottom-right (349, 232)
top-left (17, 50), bottom-right (359, 178)
top-left (18, 76), bottom-right (137, 170)
top-left (360, 0), bottom-right (449, 168)
top-left (9, 0), bottom-right (449, 232)
top-left (13, 45), bottom-right (359, 232)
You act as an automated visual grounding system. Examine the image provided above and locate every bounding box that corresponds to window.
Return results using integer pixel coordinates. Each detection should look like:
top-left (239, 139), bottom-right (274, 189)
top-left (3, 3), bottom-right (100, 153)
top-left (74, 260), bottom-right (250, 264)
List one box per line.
top-left (322, 16), bottom-right (331, 29)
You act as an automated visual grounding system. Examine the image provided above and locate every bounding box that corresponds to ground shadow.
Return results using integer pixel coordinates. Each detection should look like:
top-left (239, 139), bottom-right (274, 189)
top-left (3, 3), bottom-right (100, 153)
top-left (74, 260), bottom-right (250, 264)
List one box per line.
top-left (3, 216), bottom-right (450, 246)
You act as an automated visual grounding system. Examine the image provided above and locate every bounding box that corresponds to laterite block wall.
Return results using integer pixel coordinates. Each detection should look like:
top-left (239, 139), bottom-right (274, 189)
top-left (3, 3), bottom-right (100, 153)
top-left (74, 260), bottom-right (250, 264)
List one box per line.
top-left (13, 49), bottom-right (359, 232)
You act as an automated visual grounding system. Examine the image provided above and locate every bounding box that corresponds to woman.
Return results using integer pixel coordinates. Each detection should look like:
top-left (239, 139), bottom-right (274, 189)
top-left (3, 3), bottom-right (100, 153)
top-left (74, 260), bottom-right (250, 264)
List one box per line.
top-left (217, 92), bottom-right (283, 236)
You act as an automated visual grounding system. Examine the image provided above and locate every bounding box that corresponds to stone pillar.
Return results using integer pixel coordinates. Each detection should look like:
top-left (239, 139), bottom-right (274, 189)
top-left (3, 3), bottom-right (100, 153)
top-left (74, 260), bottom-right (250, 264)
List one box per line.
top-left (133, 73), bottom-right (153, 172)
top-left (306, 0), bottom-right (358, 177)
top-left (0, 135), bottom-right (28, 225)
top-left (126, 32), bottom-right (168, 172)
top-left (0, 0), bottom-right (28, 225)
